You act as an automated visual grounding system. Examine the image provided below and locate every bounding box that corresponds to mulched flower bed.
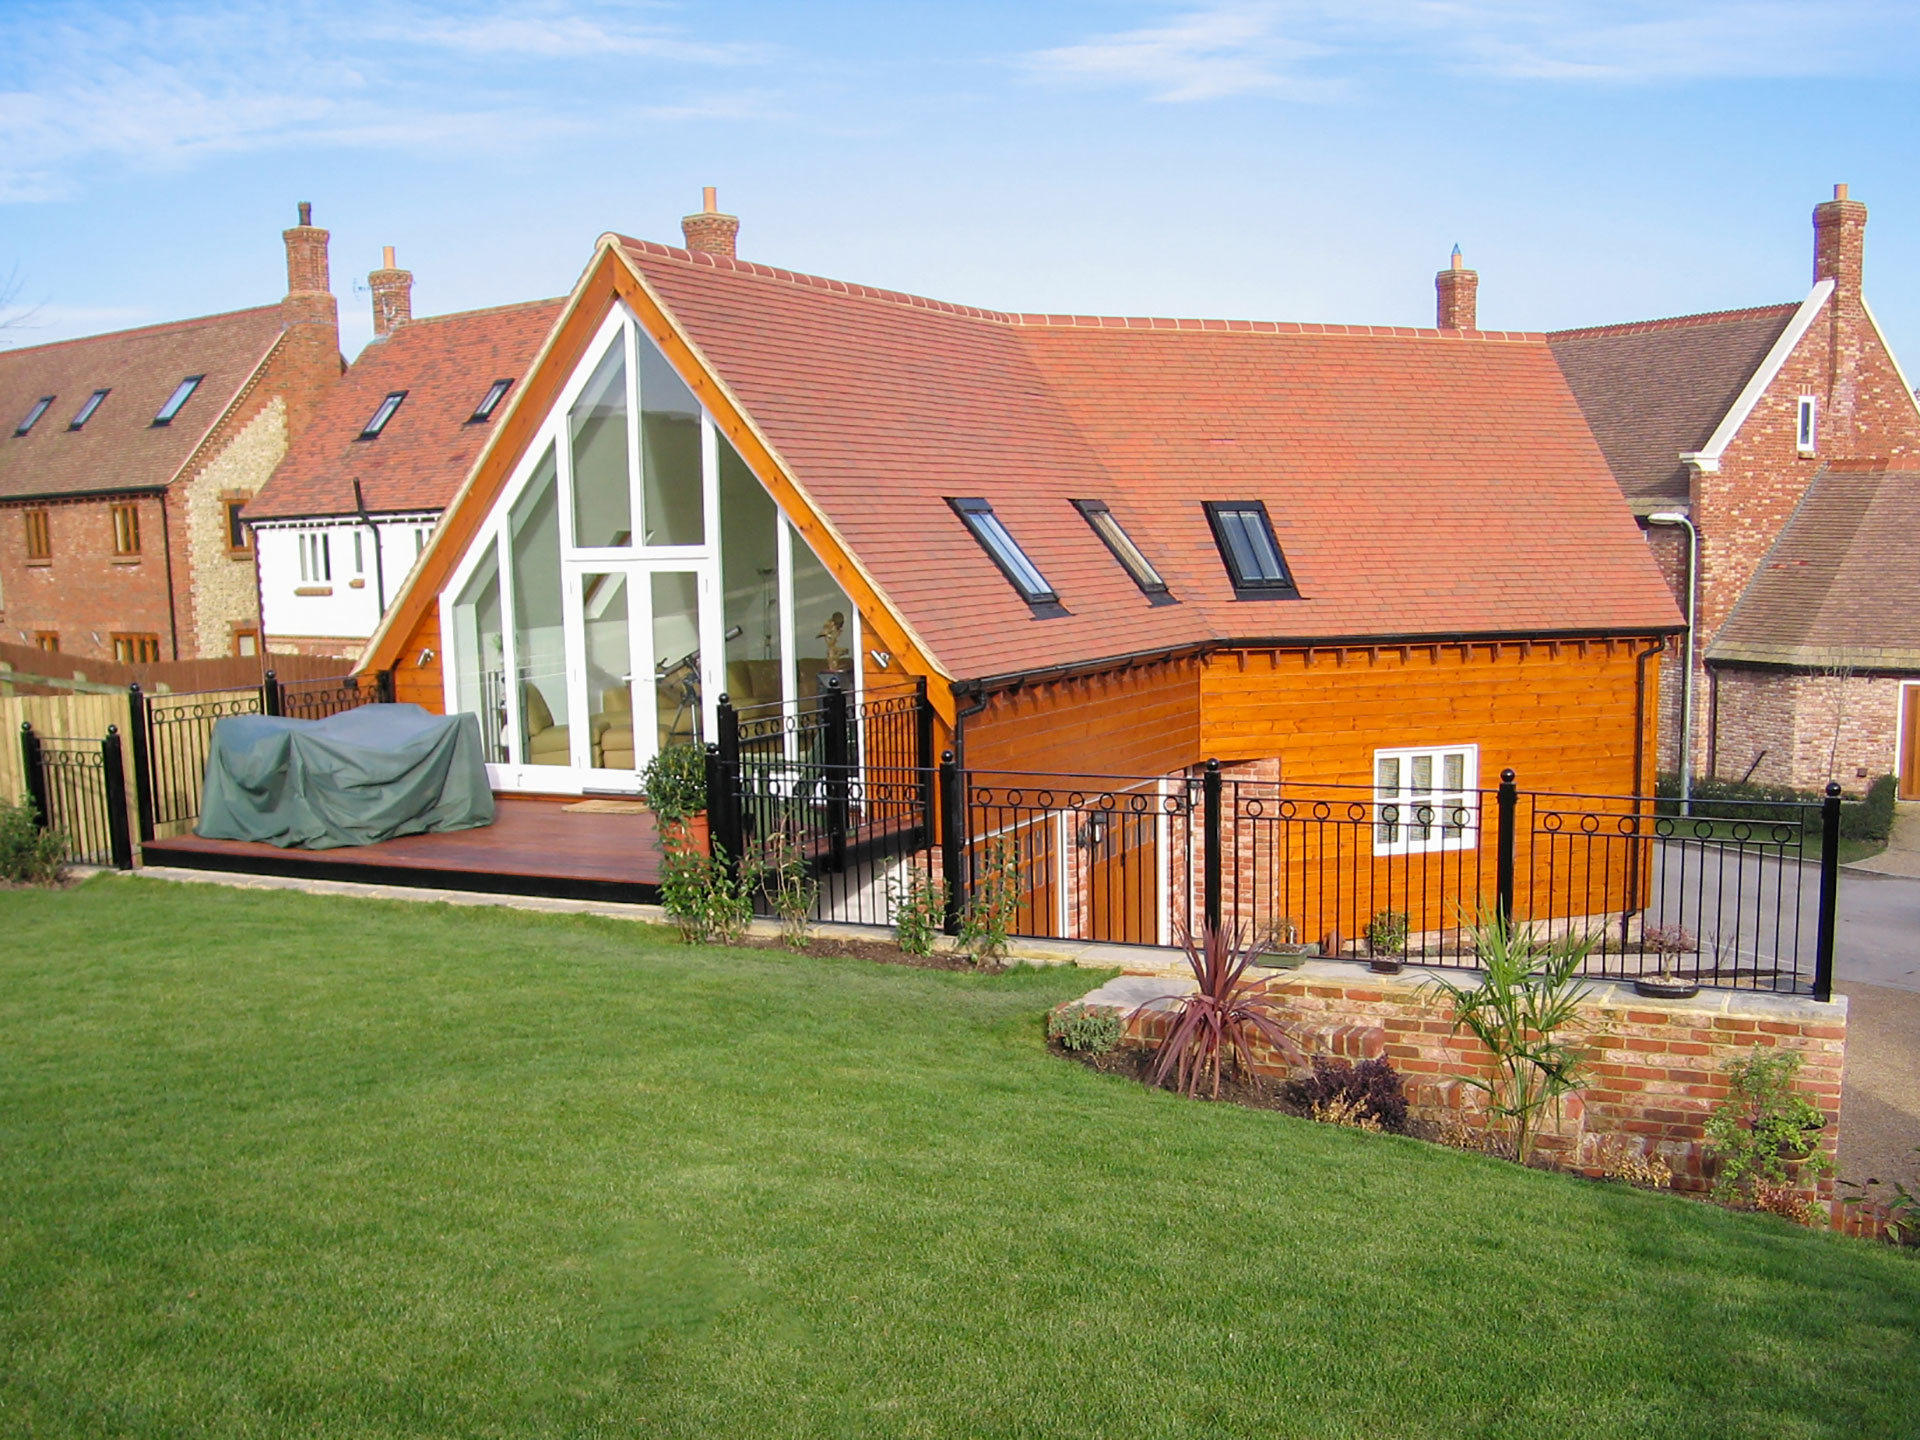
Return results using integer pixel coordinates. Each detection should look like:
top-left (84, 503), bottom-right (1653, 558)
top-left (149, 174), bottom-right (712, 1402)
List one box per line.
top-left (710, 929), bottom-right (1004, 974)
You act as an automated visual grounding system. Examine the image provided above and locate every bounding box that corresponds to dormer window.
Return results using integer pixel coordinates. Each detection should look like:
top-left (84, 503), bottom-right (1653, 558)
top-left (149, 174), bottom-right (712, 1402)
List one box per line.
top-left (153, 376), bottom-right (203, 426)
top-left (14, 396), bottom-right (53, 436)
top-left (68, 389), bottom-right (109, 430)
top-left (359, 390), bottom-right (407, 440)
top-left (948, 497), bottom-right (1059, 608)
top-left (1797, 395), bottom-right (1817, 454)
top-left (1203, 501), bottom-right (1297, 598)
top-left (469, 378), bottom-right (513, 423)
top-left (1073, 498), bottom-right (1170, 600)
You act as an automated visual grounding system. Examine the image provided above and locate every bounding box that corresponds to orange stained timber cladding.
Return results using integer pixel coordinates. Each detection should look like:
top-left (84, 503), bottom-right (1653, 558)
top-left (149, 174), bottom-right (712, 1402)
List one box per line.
top-left (391, 608), bottom-right (444, 712)
top-left (1199, 639), bottom-right (1661, 793)
top-left (964, 658), bottom-right (1203, 776)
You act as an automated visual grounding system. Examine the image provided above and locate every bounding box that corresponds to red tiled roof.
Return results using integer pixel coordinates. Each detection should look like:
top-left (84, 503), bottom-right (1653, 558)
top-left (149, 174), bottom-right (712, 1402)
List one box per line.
top-left (0, 306), bottom-right (286, 502)
top-left (620, 240), bottom-right (1680, 681)
top-left (1709, 463), bottom-right (1920, 670)
top-left (248, 298), bottom-right (563, 521)
top-left (1546, 303), bottom-right (1799, 505)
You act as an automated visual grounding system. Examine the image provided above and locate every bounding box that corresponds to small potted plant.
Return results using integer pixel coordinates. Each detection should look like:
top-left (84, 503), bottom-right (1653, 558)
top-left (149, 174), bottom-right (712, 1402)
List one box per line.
top-left (641, 743), bottom-right (709, 853)
top-left (1635, 923), bottom-right (1700, 999)
top-left (1365, 909), bottom-right (1410, 974)
top-left (1255, 916), bottom-right (1318, 968)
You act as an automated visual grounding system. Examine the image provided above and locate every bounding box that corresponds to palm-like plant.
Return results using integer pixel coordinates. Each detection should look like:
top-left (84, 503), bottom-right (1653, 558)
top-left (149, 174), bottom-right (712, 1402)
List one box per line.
top-left (1134, 923), bottom-right (1306, 1100)
top-left (1424, 910), bottom-right (1595, 1164)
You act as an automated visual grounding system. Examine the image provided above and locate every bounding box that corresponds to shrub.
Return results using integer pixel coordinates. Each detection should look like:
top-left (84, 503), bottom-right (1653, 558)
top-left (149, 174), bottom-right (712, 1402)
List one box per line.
top-left (658, 838), bottom-right (755, 946)
top-left (0, 797), bottom-right (65, 885)
top-left (958, 839), bottom-right (1020, 968)
top-left (1425, 911), bottom-right (1594, 1165)
top-left (1133, 924), bottom-right (1304, 1100)
top-left (1047, 1004), bottom-right (1123, 1055)
top-left (888, 866), bottom-right (948, 957)
top-left (757, 831), bottom-right (817, 951)
top-left (1585, 1136), bottom-right (1674, 1190)
top-left (641, 744), bottom-right (707, 824)
top-left (1364, 910), bottom-right (1409, 957)
top-left (1642, 924), bottom-right (1695, 962)
top-left (1702, 1050), bottom-right (1833, 1208)
top-left (1283, 1056), bottom-right (1409, 1133)
top-left (1654, 770), bottom-right (1898, 841)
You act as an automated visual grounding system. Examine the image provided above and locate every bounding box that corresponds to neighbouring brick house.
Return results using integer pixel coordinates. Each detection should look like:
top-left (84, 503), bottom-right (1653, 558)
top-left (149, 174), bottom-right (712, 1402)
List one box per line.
top-left (245, 249), bottom-right (561, 658)
top-left (1543, 185), bottom-right (1920, 794)
top-left (1709, 461), bottom-right (1920, 798)
top-left (0, 206), bottom-right (344, 663)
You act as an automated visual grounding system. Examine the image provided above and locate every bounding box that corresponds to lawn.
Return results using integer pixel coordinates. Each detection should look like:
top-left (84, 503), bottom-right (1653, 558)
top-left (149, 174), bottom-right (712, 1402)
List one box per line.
top-left (2, 878), bottom-right (1916, 1439)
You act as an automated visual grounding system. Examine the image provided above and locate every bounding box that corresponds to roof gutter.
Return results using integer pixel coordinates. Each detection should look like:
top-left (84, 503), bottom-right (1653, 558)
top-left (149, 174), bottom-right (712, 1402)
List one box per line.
top-left (0, 484), bottom-right (168, 505)
top-left (949, 625), bottom-right (1685, 699)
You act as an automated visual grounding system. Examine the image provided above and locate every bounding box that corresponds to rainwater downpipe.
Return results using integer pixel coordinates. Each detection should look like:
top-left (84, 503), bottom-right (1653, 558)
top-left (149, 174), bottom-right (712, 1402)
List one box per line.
top-left (353, 479), bottom-right (387, 619)
top-left (1647, 511), bottom-right (1698, 815)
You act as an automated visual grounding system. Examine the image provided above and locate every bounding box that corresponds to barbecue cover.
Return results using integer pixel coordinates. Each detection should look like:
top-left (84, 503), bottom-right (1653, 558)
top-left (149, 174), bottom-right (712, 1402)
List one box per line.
top-left (196, 704), bottom-right (495, 849)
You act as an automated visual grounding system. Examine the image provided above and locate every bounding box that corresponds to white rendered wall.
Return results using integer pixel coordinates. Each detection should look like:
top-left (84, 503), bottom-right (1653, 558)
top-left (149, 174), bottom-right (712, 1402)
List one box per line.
top-left (257, 515), bottom-right (439, 644)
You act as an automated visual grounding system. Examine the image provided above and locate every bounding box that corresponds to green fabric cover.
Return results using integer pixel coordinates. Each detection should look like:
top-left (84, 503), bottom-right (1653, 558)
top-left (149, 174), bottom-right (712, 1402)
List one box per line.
top-left (196, 704), bottom-right (495, 850)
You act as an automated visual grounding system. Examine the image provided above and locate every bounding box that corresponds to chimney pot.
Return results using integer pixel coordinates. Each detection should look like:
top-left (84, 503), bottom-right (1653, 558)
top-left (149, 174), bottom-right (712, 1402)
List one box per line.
top-left (1435, 248), bottom-right (1478, 330)
top-left (382, 245), bottom-right (395, 269)
top-left (298, 201), bottom-right (312, 226)
top-left (1835, 183), bottom-right (1849, 201)
top-left (682, 189), bottom-right (740, 260)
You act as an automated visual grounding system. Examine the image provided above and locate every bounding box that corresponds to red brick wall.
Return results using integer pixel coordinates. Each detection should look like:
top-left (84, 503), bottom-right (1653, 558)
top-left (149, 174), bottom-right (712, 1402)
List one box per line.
top-left (1111, 965), bottom-right (1846, 1203)
top-left (1708, 665), bottom-right (1913, 793)
top-left (0, 493), bottom-right (183, 660)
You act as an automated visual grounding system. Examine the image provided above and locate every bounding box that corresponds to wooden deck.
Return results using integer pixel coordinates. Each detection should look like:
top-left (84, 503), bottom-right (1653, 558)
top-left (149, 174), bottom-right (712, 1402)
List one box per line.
top-left (140, 796), bottom-right (664, 903)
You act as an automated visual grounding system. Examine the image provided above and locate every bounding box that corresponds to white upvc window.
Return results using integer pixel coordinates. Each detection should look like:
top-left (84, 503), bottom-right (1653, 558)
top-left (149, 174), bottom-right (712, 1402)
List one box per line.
top-left (1374, 744), bottom-right (1478, 855)
top-left (1797, 395), bottom-right (1817, 454)
top-left (299, 531), bottom-right (332, 584)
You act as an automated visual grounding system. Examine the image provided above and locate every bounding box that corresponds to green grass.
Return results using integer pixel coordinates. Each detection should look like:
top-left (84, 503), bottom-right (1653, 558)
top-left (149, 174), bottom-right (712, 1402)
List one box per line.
top-left (2, 878), bottom-right (1916, 1439)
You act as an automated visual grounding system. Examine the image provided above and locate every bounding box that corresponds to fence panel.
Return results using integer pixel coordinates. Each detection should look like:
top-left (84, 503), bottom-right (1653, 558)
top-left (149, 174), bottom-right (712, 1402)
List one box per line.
top-left (139, 685), bottom-right (264, 836)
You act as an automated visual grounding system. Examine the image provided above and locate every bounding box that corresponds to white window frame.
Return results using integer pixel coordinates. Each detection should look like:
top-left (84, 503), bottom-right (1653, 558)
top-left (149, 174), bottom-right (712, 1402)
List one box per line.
top-left (1373, 744), bottom-right (1479, 856)
top-left (1796, 395), bottom-right (1817, 455)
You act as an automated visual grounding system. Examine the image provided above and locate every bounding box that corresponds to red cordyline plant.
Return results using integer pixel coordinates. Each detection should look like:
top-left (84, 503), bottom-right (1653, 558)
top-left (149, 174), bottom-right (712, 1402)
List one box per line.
top-left (1133, 923), bottom-right (1306, 1099)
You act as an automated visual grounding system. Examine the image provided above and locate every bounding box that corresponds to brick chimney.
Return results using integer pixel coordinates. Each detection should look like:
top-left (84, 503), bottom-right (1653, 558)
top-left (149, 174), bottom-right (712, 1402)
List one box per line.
top-left (1813, 182), bottom-right (1867, 306)
top-left (1435, 245), bottom-right (1478, 330)
top-left (369, 245), bottom-right (414, 337)
top-left (681, 186), bottom-right (740, 259)
top-left (278, 202), bottom-right (343, 437)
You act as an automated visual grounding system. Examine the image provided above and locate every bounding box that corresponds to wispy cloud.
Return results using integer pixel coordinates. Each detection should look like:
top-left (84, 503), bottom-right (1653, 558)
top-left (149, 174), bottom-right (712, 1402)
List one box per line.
top-left (0, 1), bottom-right (775, 203)
top-left (1026, 1), bottom-right (1916, 101)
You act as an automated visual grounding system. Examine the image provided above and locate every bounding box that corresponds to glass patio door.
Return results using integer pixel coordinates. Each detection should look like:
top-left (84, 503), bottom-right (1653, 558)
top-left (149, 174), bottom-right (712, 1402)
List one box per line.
top-left (556, 562), bottom-right (715, 789)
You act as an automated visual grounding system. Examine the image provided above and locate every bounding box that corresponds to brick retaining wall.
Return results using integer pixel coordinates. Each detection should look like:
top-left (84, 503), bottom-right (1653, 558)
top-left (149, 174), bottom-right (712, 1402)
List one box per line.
top-left (1089, 962), bottom-right (1846, 1203)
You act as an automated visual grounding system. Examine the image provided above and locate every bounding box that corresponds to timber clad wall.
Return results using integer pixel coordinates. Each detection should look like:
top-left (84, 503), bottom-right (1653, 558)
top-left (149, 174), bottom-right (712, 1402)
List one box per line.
top-left (1200, 641), bottom-right (1658, 792)
top-left (965, 659), bottom-right (1201, 775)
top-left (392, 609), bottom-right (443, 710)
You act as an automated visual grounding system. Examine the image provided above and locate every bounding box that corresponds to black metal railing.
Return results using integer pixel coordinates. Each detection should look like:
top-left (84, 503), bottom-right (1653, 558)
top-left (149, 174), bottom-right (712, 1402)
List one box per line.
top-left (128, 669), bottom-right (389, 838)
top-left (18, 723), bottom-right (134, 869)
top-left (708, 740), bottom-right (1843, 999)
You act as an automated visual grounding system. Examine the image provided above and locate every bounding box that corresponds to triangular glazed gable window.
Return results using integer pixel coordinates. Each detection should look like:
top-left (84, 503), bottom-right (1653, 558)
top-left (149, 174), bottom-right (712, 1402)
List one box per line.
top-left (1204, 500), bottom-right (1297, 598)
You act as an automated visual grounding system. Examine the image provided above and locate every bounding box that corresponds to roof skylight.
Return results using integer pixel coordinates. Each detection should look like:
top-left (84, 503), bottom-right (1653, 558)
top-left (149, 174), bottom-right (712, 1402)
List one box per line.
top-left (359, 390), bottom-right (407, 440)
top-left (948, 497), bottom-right (1059, 608)
top-left (153, 375), bottom-right (203, 426)
top-left (469, 378), bottom-right (514, 424)
top-left (1203, 501), bottom-right (1297, 597)
top-left (68, 389), bottom-right (110, 430)
top-left (14, 396), bottom-right (53, 437)
top-left (1073, 498), bottom-right (1170, 599)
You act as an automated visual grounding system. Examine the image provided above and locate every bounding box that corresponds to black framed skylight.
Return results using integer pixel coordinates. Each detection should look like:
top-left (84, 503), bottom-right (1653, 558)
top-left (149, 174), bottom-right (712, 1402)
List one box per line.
top-left (152, 375), bottom-right (203, 426)
top-left (948, 497), bottom-right (1059, 608)
top-left (469, 378), bottom-right (514, 424)
top-left (1073, 498), bottom-right (1171, 600)
top-left (1203, 500), bottom-right (1297, 597)
top-left (14, 396), bottom-right (53, 437)
top-left (68, 389), bottom-right (110, 430)
top-left (358, 390), bottom-right (408, 440)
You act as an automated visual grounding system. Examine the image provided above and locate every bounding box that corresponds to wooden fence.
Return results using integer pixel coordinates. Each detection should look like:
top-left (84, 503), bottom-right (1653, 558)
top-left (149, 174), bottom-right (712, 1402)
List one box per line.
top-left (1, 691), bottom-right (138, 826)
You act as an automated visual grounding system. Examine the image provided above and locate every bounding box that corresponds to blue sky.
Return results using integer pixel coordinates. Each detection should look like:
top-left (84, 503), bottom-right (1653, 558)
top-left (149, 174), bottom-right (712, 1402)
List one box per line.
top-left (4, 1), bottom-right (1919, 366)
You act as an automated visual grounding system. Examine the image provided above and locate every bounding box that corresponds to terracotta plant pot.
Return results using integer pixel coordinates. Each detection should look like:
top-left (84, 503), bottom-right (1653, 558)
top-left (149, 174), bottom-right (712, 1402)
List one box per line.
top-left (661, 812), bottom-right (710, 854)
